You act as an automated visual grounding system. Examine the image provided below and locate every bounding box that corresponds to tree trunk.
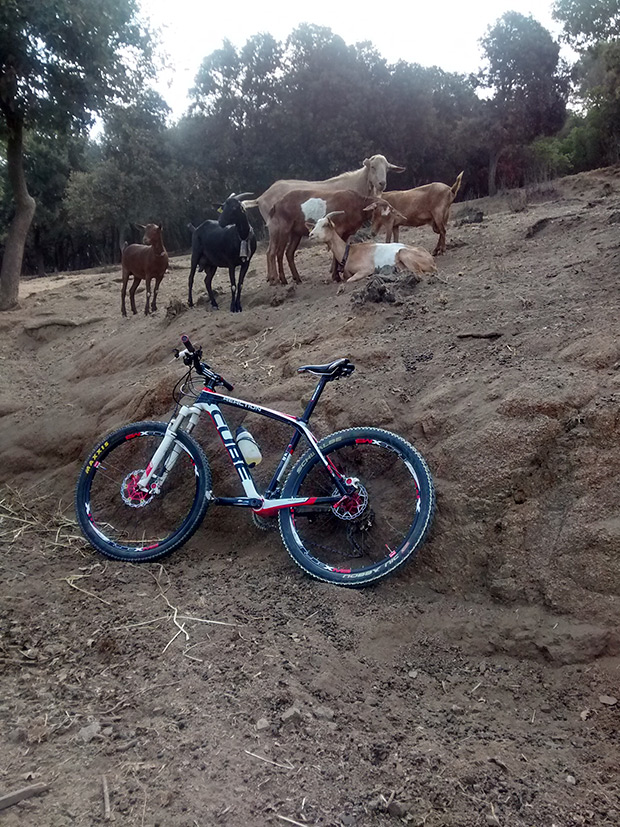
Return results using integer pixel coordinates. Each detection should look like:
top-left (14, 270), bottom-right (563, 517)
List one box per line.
top-left (0, 115), bottom-right (36, 310)
top-left (488, 148), bottom-right (501, 197)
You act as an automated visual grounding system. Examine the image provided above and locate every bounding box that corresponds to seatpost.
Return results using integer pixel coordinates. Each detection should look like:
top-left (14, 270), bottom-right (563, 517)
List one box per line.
top-left (300, 376), bottom-right (329, 423)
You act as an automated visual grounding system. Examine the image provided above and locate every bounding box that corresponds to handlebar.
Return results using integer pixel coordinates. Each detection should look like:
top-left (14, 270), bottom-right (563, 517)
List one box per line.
top-left (176, 334), bottom-right (234, 393)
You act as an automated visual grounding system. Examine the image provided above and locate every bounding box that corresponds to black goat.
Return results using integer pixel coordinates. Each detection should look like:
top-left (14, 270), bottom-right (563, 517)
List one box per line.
top-left (187, 192), bottom-right (257, 313)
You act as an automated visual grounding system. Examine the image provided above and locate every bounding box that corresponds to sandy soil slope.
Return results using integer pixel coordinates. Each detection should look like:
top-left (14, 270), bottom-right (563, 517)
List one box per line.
top-left (0, 167), bottom-right (619, 826)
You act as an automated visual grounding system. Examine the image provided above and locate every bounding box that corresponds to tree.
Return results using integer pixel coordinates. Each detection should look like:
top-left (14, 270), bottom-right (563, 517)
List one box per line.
top-left (0, 0), bottom-right (154, 309)
top-left (479, 12), bottom-right (569, 193)
top-left (552, 0), bottom-right (620, 47)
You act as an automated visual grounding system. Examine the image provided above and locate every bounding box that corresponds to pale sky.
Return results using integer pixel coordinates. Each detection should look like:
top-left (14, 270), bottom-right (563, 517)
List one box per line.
top-left (139, 0), bottom-right (569, 120)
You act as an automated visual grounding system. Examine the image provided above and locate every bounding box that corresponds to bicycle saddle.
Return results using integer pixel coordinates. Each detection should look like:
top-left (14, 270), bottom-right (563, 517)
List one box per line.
top-left (297, 358), bottom-right (354, 378)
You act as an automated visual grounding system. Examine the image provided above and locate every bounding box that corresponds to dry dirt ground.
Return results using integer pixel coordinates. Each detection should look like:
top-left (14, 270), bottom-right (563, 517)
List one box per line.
top-left (1, 167), bottom-right (619, 826)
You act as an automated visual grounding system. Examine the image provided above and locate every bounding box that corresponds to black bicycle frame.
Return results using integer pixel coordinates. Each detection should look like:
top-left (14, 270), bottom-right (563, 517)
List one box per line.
top-left (177, 374), bottom-right (351, 516)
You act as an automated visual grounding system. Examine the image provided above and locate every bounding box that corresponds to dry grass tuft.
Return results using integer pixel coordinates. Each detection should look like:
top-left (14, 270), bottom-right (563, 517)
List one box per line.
top-left (0, 484), bottom-right (88, 554)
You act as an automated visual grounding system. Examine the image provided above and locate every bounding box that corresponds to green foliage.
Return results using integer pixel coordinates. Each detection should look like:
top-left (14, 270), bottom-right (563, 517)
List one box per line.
top-left (0, 0), bottom-right (154, 131)
top-left (552, 0), bottom-right (620, 48)
top-left (480, 12), bottom-right (568, 141)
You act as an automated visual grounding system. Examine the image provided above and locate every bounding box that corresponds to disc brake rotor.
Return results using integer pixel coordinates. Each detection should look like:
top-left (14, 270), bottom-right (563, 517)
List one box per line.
top-left (331, 480), bottom-right (369, 521)
top-left (121, 470), bottom-right (154, 508)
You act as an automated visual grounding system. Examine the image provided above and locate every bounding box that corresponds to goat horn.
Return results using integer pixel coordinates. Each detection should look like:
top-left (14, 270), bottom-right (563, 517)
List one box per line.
top-left (233, 192), bottom-right (253, 201)
top-left (325, 210), bottom-right (345, 220)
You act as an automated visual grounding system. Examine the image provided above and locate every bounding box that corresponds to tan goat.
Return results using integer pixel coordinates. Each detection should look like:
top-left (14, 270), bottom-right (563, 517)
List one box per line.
top-left (382, 171), bottom-right (464, 255)
top-left (244, 155), bottom-right (406, 224)
top-left (308, 212), bottom-right (436, 290)
top-left (121, 223), bottom-right (168, 317)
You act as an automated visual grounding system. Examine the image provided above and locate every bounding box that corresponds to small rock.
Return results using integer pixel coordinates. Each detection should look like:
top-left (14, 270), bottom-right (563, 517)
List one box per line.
top-left (255, 718), bottom-right (270, 731)
top-left (566, 774), bottom-right (577, 785)
top-left (77, 721), bottom-right (101, 743)
top-left (408, 669), bottom-right (419, 679)
top-left (281, 705), bottom-right (303, 726)
top-left (314, 705), bottom-right (335, 720)
top-left (598, 695), bottom-right (617, 706)
top-left (387, 801), bottom-right (409, 818)
top-left (486, 815), bottom-right (501, 826)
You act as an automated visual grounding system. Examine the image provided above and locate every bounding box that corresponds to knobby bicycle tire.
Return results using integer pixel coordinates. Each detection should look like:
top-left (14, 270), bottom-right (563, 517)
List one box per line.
top-left (75, 420), bottom-right (211, 562)
top-left (278, 427), bottom-right (435, 586)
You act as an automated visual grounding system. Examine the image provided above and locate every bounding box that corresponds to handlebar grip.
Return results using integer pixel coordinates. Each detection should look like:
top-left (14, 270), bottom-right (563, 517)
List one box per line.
top-left (181, 334), bottom-right (195, 353)
top-left (222, 379), bottom-right (234, 392)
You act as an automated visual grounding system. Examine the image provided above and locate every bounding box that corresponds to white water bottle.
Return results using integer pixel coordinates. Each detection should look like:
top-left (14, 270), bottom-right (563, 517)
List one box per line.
top-left (235, 426), bottom-right (262, 467)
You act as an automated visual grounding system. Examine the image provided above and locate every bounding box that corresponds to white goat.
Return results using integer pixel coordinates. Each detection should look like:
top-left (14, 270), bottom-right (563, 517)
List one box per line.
top-left (307, 211), bottom-right (436, 289)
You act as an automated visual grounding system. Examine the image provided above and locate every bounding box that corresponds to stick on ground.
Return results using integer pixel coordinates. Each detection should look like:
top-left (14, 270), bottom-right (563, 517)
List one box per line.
top-left (0, 783), bottom-right (49, 811)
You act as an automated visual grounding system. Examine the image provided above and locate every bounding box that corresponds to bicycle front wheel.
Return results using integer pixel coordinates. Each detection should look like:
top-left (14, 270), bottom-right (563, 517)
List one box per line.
top-left (278, 427), bottom-right (435, 586)
top-left (75, 421), bottom-right (211, 562)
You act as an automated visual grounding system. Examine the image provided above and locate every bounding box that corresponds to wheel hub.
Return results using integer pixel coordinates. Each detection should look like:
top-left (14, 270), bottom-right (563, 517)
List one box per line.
top-left (331, 481), bottom-right (369, 521)
top-left (121, 470), bottom-right (153, 508)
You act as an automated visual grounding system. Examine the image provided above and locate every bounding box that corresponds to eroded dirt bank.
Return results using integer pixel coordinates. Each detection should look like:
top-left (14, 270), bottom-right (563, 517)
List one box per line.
top-left (0, 167), bottom-right (619, 825)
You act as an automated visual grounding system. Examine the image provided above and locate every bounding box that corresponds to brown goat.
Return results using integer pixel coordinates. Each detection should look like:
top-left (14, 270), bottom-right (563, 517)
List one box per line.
top-left (382, 171), bottom-right (464, 255)
top-left (266, 189), bottom-right (405, 285)
top-left (121, 223), bottom-right (168, 317)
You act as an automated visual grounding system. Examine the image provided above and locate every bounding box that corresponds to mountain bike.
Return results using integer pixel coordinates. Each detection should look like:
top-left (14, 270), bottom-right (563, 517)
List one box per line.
top-left (74, 335), bottom-right (435, 586)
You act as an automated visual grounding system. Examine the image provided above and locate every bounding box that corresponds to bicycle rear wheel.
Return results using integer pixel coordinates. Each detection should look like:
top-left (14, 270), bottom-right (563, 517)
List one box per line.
top-left (75, 421), bottom-right (211, 562)
top-left (278, 427), bottom-right (435, 586)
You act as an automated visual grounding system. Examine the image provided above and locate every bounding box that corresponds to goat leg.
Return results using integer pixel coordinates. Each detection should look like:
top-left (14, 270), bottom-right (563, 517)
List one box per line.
top-left (144, 276), bottom-right (152, 315)
top-left (188, 262), bottom-right (198, 307)
top-left (121, 271), bottom-right (129, 317)
top-left (234, 261), bottom-right (250, 313)
top-left (129, 278), bottom-right (139, 315)
top-left (284, 236), bottom-right (303, 284)
top-left (329, 256), bottom-right (341, 283)
top-left (204, 267), bottom-right (218, 310)
top-left (228, 266), bottom-right (238, 313)
top-left (151, 277), bottom-right (159, 312)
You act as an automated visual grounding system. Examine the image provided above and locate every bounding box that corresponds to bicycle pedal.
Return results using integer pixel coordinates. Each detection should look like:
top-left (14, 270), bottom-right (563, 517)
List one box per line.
top-left (252, 511), bottom-right (278, 532)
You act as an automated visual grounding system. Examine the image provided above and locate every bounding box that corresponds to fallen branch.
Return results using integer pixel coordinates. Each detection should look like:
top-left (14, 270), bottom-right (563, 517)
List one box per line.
top-left (64, 574), bottom-right (112, 606)
top-left (276, 815), bottom-right (307, 826)
top-left (0, 782), bottom-right (49, 811)
top-left (244, 750), bottom-right (294, 770)
top-left (456, 331), bottom-right (503, 340)
top-left (102, 775), bottom-right (111, 820)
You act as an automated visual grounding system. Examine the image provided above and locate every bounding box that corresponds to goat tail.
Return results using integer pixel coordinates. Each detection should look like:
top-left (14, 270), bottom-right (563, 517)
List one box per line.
top-left (451, 171), bottom-right (464, 197)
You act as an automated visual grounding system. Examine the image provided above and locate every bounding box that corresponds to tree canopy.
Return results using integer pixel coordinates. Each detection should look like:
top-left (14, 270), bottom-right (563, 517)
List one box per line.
top-left (0, 0), bottom-right (155, 308)
top-left (552, 0), bottom-right (620, 47)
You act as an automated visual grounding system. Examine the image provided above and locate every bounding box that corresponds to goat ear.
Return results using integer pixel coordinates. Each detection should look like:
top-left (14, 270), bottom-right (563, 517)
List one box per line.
top-left (363, 158), bottom-right (371, 168)
top-left (305, 221), bottom-right (315, 233)
top-left (388, 163), bottom-right (406, 172)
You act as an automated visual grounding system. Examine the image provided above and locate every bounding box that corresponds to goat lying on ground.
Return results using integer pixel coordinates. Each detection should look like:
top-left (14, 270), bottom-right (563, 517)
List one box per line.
top-left (243, 155), bottom-right (406, 224)
top-left (188, 192), bottom-right (256, 313)
top-left (266, 189), bottom-right (406, 285)
top-left (308, 211), bottom-right (436, 289)
top-left (382, 171), bottom-right (464, 255)
top-left (121, 223), bottom-right (168, 317)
